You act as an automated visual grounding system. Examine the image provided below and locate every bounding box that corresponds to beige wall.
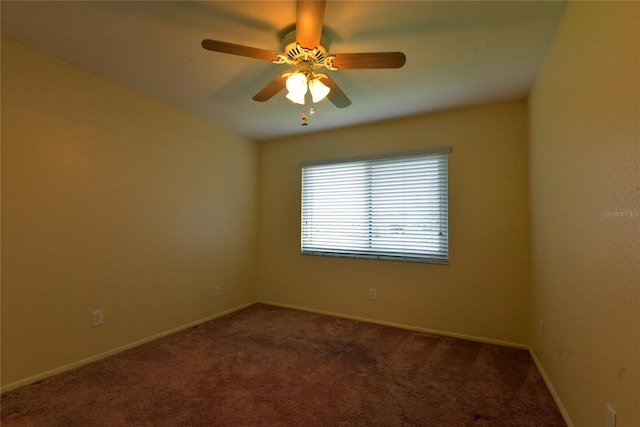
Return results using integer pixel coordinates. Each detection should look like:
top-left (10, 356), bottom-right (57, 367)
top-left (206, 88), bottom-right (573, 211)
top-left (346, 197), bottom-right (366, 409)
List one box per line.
top-left (5, 4), bottom-right (638, 422)
top-left (528, 2), bottom-right (640, 427)
top-left (257, 100), bottom-right (532, 346)
top-left (1, 38), bottom-right (259, 389)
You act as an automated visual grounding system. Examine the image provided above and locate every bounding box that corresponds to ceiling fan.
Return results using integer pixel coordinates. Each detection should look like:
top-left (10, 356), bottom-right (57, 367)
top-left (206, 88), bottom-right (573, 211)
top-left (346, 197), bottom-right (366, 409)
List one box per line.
top-left (201, 0), bottom-right (406, 108)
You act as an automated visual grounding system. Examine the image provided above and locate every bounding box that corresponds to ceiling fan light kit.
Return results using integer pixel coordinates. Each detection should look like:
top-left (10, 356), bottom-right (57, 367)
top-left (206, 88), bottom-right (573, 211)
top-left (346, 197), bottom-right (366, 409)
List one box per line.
top-left (201, 0), bottom-right (406, 111)
top-left (283, 70), bottom-right (331, 105)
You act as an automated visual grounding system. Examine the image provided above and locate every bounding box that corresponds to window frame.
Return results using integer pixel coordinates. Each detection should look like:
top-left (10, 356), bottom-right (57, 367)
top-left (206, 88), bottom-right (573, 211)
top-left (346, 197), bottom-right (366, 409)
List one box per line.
top-left (300, 147), bottom-right (451, 264)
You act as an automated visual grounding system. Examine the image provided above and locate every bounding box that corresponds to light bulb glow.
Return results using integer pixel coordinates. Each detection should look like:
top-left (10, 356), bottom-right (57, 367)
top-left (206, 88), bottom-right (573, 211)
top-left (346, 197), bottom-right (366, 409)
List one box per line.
top-left (308, 77), bottom-right (330, 103)
top-left (285, 73), bottom-right (308, 105)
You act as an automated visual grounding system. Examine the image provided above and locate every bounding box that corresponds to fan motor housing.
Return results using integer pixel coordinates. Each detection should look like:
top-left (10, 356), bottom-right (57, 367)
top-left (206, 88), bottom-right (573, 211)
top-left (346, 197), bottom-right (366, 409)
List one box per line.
top-left (282, 30), bottom-right (330, 64)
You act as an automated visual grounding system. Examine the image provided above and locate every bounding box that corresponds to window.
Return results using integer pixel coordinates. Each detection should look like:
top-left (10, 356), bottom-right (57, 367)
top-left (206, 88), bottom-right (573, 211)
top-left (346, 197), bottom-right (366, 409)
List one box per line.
top-left (301, 147), bottom-right (450, 264)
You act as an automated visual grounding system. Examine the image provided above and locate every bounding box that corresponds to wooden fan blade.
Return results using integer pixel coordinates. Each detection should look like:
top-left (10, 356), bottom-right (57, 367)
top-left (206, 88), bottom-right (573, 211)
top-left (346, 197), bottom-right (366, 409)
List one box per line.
top-left (202, 39), bottom-right (279, 61)
top-left (252, 73), bottom-right (287, 102)
top-left (331, 52), bottom-right (406, 69)
top-left (296, 0), bottom-right (326, 49)
top-left (323, 76), bottom-right (351, 108)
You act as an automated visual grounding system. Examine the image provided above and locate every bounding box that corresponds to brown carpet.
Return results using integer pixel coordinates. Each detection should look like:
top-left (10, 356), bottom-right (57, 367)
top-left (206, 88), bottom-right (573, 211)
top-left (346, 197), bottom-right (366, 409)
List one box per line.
top-left (1, 303), bottom-right (565, 426)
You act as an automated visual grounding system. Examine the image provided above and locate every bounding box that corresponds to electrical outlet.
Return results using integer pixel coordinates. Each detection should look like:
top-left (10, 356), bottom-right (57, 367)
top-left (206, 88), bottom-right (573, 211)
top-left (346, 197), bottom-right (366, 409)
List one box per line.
top-left (92, 309), bottom-right (104, 327)
top-left (539, 319), bottom-right (544, 336)
top-left (606, 404), bottom-right (616, 427)
top-left (369, 288), bottom-right (377, 300)
top-left (215, 285), bottom-right (222, 296)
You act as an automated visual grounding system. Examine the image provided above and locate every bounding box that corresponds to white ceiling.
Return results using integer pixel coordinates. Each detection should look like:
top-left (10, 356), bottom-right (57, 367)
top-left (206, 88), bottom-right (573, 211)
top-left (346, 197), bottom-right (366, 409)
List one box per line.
top-left (1, 1), bottom-right (566, 141)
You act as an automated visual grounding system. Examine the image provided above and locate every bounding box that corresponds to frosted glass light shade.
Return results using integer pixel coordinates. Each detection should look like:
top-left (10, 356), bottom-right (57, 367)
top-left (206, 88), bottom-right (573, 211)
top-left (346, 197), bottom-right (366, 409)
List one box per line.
top-left (285, 73), bottom-right (308, 105)
top-left (308, 78), bottom-right (330, 103)
top-left (286, 91), bottom-right (306, 105)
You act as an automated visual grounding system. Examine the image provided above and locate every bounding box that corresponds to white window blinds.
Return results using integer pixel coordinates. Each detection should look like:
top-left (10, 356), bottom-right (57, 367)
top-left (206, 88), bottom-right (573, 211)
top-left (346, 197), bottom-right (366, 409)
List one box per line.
top-left (301, 148), bottom-right (450, 264)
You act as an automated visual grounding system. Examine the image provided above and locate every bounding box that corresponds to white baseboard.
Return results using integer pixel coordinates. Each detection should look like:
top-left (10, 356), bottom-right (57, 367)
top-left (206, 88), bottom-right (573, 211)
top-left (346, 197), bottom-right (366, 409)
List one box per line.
top-left (529, 347), bottom-right (574, 427)
top-left (259, 300), bottom-right (529, 350)
top-left (1, 300), bottom-right (258, 394)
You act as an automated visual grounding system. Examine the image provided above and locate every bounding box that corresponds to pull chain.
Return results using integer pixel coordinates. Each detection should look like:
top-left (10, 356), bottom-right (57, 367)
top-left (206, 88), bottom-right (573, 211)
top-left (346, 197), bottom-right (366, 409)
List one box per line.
top-left (299, 106), bottom-right (316, 126)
